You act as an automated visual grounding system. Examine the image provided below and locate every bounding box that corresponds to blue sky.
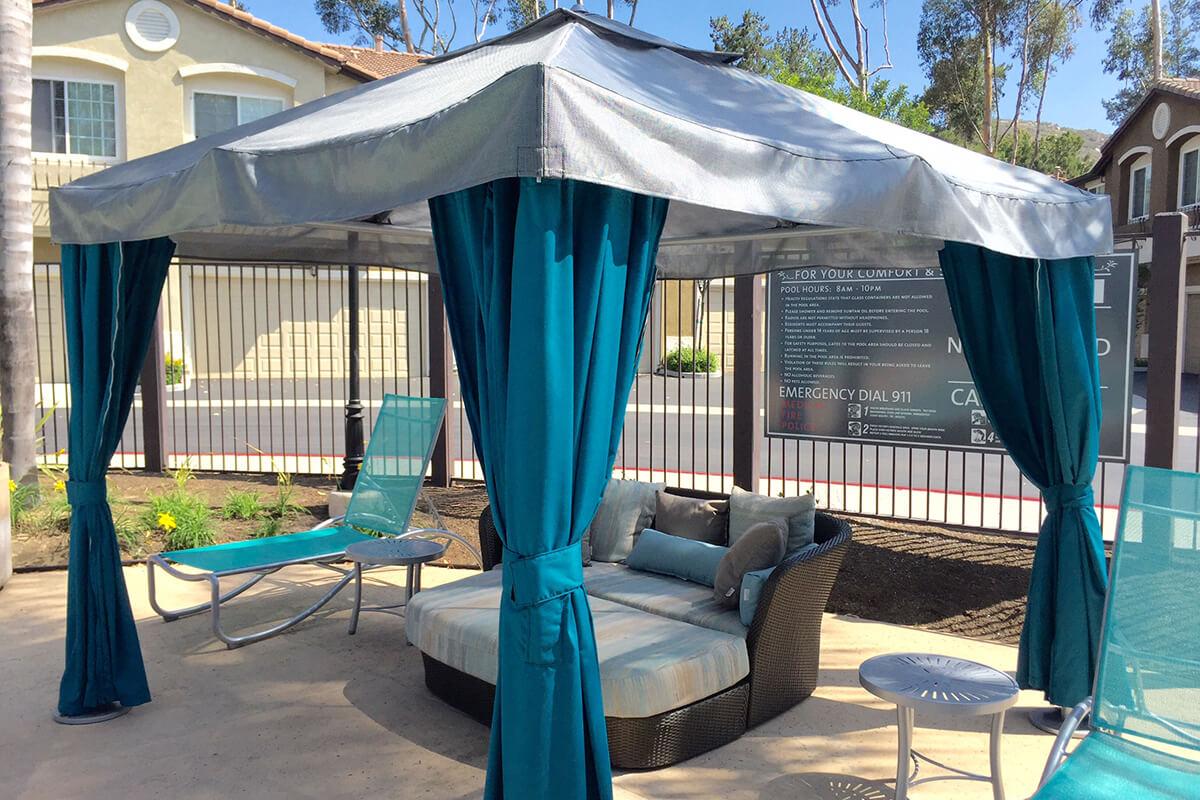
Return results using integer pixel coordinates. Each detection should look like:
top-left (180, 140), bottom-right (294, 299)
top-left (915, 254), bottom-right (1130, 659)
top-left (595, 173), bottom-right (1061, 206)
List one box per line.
top-left (249, 0), bottom-right (1123, 133)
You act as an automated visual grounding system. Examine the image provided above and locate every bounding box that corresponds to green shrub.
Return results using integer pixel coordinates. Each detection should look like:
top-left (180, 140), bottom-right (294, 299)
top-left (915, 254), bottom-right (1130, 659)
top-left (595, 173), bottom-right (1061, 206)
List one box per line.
top-left (221, 489), bottom-right (264, 520)
top-left (252, 516), bottom-right (284, 539)
top-left (113, 505), bottom-right (146, 555)
top-left (8, 479), bottom-right (40, 527)
top-left (36, 490), bottom-right (72, 532)
top-left (265, 473), bottom-right (304, 520)
top-left (142, 490), bottom-right (214, 551)
top-left (664, 347), bottom-right (718, 374)
top-left (165, 356), bottom-right (186, 386)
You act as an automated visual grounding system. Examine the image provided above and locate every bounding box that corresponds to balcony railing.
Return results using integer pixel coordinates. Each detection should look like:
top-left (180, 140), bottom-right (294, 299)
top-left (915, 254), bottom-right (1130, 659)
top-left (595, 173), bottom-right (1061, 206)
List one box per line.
top-left (31, 155), bottom-right (109, 191)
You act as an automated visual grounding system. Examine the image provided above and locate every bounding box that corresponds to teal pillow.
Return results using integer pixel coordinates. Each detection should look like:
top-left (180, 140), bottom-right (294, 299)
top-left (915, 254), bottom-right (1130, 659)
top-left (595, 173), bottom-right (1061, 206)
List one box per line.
top-left (738, 544), bottom-right (818, 626)
top-left (626, 528), bottom-right (728, 587)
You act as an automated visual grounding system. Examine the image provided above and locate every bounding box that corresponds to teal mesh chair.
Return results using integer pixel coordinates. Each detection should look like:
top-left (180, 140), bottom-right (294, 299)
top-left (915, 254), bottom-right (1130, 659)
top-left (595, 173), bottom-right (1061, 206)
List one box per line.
top-left (148, 395), bottom-right (474, 647)
top-left (1035, 465), bottom-right (1200, 798)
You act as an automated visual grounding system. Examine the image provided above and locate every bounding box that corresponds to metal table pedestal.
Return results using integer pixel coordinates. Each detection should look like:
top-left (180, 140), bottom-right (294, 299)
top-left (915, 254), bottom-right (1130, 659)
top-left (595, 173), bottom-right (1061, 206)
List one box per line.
top-left (859, 653), bottom-right (1020, 800)
top-left (344, 538), bottom-right (447, 635)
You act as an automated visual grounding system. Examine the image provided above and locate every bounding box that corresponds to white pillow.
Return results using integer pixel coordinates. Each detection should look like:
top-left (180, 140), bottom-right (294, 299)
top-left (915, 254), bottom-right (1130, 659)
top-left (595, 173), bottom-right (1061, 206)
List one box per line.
top-left (587, 479), bottom-right (664, 562)
top-left (728, 486), bottom-right (816, 552)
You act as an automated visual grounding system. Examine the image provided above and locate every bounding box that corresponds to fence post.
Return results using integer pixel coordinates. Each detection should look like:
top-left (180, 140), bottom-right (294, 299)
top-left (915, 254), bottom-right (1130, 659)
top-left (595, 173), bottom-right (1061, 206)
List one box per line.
top-left (139, 302), bottom-right (168, 473)
top-left (732, 257), bottom-right (762, 492)
top-left (427, 273), bottom-right (454, 487)
top-left (1145, 213), bottom-right (1187, 469)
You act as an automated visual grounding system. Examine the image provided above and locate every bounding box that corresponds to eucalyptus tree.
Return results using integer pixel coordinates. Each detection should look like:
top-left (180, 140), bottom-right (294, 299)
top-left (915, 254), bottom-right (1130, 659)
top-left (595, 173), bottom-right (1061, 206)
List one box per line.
top-left (1100, 0), bottom-right (1200, 122)
top-left (807, 0), bottom-right (894, 98)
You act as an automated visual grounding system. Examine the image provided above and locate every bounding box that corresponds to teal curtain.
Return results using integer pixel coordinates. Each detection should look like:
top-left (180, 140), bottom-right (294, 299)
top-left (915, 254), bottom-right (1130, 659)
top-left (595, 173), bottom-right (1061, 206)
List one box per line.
top-left (940, 241), bottom-right (1107, 708)
top-left (429, 178), bottom-right (668, 799)
top-left (58, 238), bottom-right (175, 717)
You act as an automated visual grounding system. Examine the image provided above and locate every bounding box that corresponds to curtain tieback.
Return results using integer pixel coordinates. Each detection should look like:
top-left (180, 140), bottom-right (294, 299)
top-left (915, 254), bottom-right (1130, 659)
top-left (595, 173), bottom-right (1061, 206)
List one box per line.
top-left (66, 480), bottom-right (108, 507)
top-left (1043, 484), bottom-right (1094, 511)
top-left (502, 541), bottom-right (585, 607)
top-left (502, 541), bottom-right (585, 666)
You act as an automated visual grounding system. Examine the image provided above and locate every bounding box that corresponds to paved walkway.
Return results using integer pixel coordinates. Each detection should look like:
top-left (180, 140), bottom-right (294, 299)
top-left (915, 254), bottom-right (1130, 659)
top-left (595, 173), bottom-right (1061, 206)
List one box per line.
top-left (1, 565), bottom-right (1059, 799)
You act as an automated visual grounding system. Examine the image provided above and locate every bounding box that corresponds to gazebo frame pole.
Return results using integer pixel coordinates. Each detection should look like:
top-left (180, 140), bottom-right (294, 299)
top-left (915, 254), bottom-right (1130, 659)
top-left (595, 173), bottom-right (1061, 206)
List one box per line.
top-left (340, 234), bottom-right (365, 491)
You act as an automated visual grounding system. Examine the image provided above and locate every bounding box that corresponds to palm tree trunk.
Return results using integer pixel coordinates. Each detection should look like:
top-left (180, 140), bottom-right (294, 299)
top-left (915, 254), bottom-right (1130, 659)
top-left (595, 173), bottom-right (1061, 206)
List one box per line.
top-left (0, 0), bottom-right (36, 483)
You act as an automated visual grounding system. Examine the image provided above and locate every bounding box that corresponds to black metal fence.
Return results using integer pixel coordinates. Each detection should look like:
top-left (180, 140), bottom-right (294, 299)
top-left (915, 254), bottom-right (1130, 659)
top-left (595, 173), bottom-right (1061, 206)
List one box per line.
top-left (30, 262), bottom-right (1157, 536)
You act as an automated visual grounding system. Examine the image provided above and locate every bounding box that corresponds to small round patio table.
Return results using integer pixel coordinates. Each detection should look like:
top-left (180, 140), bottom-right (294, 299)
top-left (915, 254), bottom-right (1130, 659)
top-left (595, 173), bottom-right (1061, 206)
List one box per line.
top-left (344, 537), bottom-right (447, 635)
top-left (858, 653), bottom-right (1019, 800)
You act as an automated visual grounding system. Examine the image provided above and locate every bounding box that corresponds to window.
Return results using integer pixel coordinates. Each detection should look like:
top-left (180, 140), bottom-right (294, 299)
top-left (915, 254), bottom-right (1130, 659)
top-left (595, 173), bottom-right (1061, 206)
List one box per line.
top-left (192, 92), bottom-right (284, 138)
top-left (32, 78), bottom-right (117, 158)
top-left (1180, 145), bottom-right (1199, 209)
top-left (1130, 162), bottom-right (1151, 221)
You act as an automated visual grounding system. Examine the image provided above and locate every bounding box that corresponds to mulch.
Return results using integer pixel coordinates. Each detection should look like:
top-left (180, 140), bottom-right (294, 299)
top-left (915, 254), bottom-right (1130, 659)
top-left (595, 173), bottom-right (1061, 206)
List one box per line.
top-left (12, 474), bottom-right (1037, 644)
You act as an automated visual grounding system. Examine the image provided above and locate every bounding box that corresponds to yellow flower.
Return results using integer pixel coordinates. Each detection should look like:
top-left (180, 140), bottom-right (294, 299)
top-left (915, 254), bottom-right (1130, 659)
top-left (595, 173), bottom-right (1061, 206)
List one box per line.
top-left (157, 512), bottom-right (177, 532)
top-left (54, 480), bottom-right (66, 493)
top-left (7, 480), bottom-right (16, 493)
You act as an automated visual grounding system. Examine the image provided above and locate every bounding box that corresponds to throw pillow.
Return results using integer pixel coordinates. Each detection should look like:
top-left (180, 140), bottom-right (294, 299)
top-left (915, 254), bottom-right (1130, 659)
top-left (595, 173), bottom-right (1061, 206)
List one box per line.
top-left (738, 543), bottom-right (819, 626)
top-left (728, 486), bottom-right (816, 553)
top-left (713, 519), bottom-right (786, 609)
top-left (654, 492), bottom-right (729, 545)
top-left (587, 479), bottom-right (664, 562)
top-left (625, 528), bottom-right (727, 587)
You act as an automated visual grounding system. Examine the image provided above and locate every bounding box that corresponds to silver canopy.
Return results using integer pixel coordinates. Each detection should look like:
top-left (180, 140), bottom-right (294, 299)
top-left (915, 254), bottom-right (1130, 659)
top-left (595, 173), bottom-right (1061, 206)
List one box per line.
top-left (51, 9), bottom-right (1112, 275)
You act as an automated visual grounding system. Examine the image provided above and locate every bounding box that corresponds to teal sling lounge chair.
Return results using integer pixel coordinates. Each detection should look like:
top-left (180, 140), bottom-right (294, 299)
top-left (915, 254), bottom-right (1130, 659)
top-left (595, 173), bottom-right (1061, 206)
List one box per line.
top-left (1035, 465), bottom-right (1200, 799)
top-left (148, 395), bottom-right (476, 648)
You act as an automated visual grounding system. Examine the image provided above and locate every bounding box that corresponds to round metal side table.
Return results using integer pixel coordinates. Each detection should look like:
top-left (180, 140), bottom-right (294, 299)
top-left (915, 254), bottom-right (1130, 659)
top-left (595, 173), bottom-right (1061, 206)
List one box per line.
top-left (344, 537), bottom-right (447, 634)
top-left (859, 653), bottom-right (1020, 800)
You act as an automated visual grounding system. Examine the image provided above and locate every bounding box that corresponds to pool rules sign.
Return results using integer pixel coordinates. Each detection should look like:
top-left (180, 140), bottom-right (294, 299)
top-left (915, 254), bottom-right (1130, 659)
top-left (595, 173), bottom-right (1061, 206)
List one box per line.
top-left (765, 253), bottom-right (1136, 461)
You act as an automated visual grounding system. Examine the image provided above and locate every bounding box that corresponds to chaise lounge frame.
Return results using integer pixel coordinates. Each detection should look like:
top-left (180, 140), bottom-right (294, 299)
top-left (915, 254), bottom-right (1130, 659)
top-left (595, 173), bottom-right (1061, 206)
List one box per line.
top-left (147, 490), bottom-right (472, 648)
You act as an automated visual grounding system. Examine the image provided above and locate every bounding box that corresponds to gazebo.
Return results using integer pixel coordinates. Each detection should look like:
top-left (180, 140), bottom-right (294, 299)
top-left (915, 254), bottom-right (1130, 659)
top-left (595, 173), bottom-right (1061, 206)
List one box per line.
top-left (50, 8), bottom-right (1112, 800)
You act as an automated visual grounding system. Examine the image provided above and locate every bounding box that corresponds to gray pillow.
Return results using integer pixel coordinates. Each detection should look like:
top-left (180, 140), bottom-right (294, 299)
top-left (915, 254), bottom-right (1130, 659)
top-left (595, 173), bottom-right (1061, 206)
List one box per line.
top-left (654, 492), bottom-right (728, 545)
top-left (713, 519), bottom-right (786, 608)
top-left (728, 486), bottom-right (816, 553)
top-left (588, 479), bottom-right (664, 562)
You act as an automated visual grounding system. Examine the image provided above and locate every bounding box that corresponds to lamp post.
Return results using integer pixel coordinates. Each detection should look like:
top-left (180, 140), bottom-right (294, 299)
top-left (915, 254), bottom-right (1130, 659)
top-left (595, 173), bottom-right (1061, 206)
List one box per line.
top-left (340, 234), bottom-right (364, 490)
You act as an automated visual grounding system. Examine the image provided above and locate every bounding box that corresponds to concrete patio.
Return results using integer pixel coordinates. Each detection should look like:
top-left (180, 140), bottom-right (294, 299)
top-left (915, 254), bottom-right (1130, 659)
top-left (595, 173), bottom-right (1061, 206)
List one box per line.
top-left (0, 564), bottom-right (1060, 799)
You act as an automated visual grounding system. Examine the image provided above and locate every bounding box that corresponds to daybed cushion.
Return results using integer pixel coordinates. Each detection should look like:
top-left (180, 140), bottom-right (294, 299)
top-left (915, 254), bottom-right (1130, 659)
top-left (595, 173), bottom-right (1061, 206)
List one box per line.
top-left (583, 561), bottom-right (747, 637)
top-left (407, 569), bottom-right (749, 719)
top-left (588, 479), bottom-right (664, 562)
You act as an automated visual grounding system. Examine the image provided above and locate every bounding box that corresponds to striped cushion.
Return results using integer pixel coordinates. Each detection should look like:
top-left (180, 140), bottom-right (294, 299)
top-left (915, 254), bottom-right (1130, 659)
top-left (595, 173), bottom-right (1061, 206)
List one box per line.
top-left (584, 561), bottom-right (748, 637)
top-left (406, 569), bottom-right (749, 718)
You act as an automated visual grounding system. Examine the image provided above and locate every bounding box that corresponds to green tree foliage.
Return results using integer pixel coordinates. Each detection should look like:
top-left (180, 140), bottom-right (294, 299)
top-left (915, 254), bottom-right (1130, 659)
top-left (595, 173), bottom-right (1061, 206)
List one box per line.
top-left (1102, 0), bottom-right (1200, 123)
top-left (710, 9), bottom-right (931, 131)
top-left (503, 0), bottom-right (542, 30)
top-left (709, 10), bottom-right (776, 74)
top-left (994, 128), bottom-right (1090, 175)
top-left (315, 0), bottom-right (405, 48)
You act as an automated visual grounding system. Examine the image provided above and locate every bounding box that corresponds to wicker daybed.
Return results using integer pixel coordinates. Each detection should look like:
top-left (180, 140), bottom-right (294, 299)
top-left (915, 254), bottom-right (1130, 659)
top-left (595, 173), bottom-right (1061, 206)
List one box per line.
top-left (407, 486), bottom-right (851, 769)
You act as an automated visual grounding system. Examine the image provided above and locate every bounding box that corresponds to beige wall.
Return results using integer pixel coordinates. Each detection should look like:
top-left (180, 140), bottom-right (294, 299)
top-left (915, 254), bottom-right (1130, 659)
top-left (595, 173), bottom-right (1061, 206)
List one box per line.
top-left (32, 264), bottom-right (429, 392)
top-left (31, 0), bottom-right (361, 237)
top-left (183, 268), bottom-right (426, 381)
top-left (29, 1), bottom-right (408, 390)
top-left (654, 280), bottom-right (735, 373)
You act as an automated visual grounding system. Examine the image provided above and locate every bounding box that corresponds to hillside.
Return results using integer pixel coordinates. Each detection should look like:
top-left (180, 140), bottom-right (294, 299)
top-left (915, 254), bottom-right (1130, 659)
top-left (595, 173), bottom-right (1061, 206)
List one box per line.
top-left (997, 118), bottom-right (1109, 164)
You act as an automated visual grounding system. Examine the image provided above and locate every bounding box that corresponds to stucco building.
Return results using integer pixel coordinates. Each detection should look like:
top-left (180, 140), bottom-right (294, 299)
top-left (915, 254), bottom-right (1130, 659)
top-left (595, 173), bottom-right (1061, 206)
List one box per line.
top-left (1071, 78), bottom-right (1200, 370)
top-left (29, 0), bottom-right (425, 390)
